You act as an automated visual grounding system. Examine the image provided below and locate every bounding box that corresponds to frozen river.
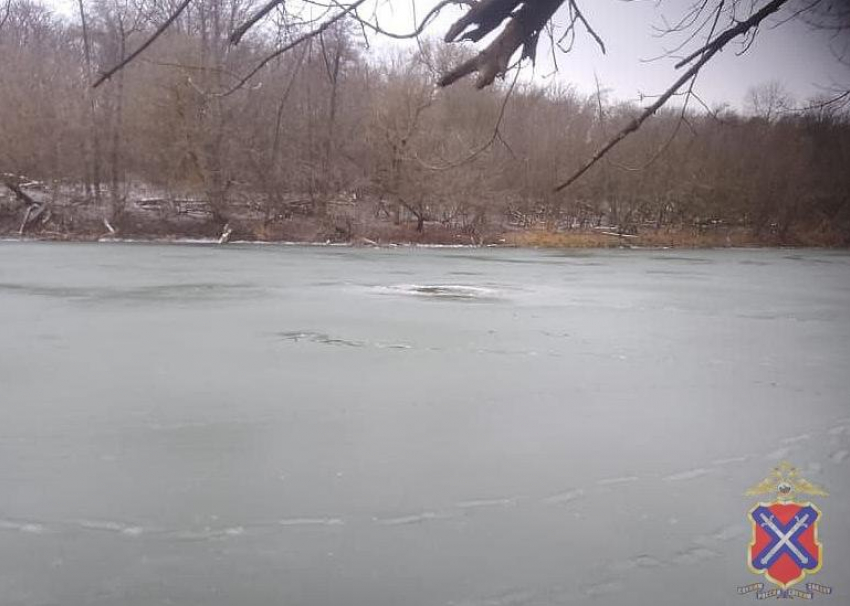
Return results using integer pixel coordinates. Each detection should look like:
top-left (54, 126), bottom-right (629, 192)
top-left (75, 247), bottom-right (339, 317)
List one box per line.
top-left (0, 242), bottom-right (848, 605)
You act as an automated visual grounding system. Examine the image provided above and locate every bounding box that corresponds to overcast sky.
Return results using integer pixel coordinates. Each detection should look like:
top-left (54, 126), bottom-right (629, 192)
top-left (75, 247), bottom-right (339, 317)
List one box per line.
top-left (561, 0), bottom-right (845, 108)
top-left (369, 0), bottom-right (849, 108)
top-left (44, 0), bottom-right (848, 108)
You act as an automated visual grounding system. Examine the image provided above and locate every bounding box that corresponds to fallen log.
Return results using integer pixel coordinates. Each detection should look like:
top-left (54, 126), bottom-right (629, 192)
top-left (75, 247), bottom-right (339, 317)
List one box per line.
top-left (600, 231), bottom-right (638, 239)
top-left (218, 223), bottom-right (233, 244)
top-left (3, 177), bottom-right (49, 234)
top-left (103, 217), bottom-right (117, 235)
top-left (2, 177), bottom-right (39, 207)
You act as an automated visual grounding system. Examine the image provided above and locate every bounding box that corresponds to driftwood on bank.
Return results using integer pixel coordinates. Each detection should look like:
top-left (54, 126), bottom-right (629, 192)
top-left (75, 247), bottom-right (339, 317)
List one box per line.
top-left (2, 177), bottom-right (39, 207)
top-left (218, 222), bottom-right (233, 244)
top-left (2, 177), bottom-right (49, 234)
top-left (103, 217), bottom-right (117, 235)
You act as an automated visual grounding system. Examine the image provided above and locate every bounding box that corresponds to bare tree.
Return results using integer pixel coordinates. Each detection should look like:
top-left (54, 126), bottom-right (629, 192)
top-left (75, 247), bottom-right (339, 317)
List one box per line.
top-left (89, 0), bottom-right (849, 193)
top-left (2, 0), bottom-right (849, 245)
top-left (746, 80), bottom-right (795, 122)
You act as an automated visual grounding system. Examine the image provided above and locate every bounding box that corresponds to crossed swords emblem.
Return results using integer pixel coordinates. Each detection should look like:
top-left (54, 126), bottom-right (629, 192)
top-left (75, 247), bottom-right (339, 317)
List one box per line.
top-left (751, 505), bottom-right (818, 569)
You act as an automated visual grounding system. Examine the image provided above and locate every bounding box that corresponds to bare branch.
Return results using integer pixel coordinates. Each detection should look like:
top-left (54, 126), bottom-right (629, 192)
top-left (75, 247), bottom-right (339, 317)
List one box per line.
top-left (349, 0), bottom-right (469, 40)
top-left (0, 0), bottom-right (11, 32)
top-left (439, 0), bottom-right (564, 88)
top-left (231, 0), bottom-right (283, 44)
top-left (554, 0), bottom-right (789, 192)
top-left (221, 0), bottom-right (369, 96)
top-left (93, 0), bottom-right (193, 88)
top-left (2, 178), bottom-right (39, 207)
top-left (799, 88), bottom-right (850, 111)
top-left (568, 0), bottom-right (605, 54)
top-left (419, 66), bottom-right (520, 171)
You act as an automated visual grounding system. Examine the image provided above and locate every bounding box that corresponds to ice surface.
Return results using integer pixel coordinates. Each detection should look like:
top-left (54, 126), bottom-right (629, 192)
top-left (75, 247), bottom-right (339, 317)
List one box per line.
top-left (0, 243), bottom-right (848, 606)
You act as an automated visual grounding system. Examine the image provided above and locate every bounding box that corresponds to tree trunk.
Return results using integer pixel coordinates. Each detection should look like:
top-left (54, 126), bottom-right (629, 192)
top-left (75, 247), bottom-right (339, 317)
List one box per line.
top-left (77, 0), bottom-right (102, 202)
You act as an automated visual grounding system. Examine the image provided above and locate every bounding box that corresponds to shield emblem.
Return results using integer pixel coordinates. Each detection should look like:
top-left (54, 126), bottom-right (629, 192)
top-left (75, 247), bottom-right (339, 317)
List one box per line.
top-left (748, 501), bottom-right (823, 588)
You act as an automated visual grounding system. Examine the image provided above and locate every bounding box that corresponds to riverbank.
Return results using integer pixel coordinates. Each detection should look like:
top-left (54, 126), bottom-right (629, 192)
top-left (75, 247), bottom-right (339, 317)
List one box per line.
top-left (2, 230), bottom-right (844, 249)
top-left (2, 182), bottom-right (846, 248)
top-left (2, 223), bottom-right (844, 248)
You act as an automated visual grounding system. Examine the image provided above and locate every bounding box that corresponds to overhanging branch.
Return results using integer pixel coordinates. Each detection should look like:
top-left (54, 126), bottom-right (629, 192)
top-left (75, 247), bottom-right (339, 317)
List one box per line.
top-left (439, 0), bottom-right (564, 88)
top-left (554, 0), bottom-right (789, 192)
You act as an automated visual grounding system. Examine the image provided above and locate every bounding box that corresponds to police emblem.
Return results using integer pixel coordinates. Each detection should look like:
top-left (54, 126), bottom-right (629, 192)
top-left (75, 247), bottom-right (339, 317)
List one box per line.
top-left (738, 462), bottom-right (832, 600)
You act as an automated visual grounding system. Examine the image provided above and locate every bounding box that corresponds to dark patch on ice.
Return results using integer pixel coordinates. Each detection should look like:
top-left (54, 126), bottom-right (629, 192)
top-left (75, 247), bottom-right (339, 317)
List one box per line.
top-left (645, 269), bottom-right (705, 277)
top-left (829, 449), bottom-right (848, 463)
top-left (0, 281), bottom-right (260, 303)
top-left (0, 282), bottom-right (101, 299)
top-left (650, 255), bottom-right (714, 265)
top-left (436, 254), bottom-right (563, 266)
top-left (377, 284), bottom-right (500, 300)
top-left (545, 250), bottom-right (609, 267)
top-left (276, 330), bottom-right (413, 350)
top-left (276, 331), bottom-right (364, 347)
top-left (735, 312), bottom-right (782, 321)
top-left (783, 255), bottom-right (835, 265)
top-left (117, 282), bottom-right (259, 301)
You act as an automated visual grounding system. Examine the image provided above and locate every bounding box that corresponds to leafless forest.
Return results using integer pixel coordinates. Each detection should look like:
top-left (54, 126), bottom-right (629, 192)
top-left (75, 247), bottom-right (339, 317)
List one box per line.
top-left (1, 0), bottom-right (849, 245)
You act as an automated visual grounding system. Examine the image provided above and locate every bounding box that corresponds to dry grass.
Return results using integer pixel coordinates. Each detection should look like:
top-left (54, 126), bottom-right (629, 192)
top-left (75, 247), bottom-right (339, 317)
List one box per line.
top-left (4, 200), bottom-right (846, 248)
top-left (506, 231), bottom-right (624, 248)
top-left (505, 227), bottom-right (791, 249)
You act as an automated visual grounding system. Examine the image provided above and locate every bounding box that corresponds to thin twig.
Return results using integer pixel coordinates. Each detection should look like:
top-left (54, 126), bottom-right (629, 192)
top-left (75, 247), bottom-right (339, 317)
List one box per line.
top-left (230, 0), bottom-right (283, 44)
top-left (568, 0), bottom-right (605, 54)
top-left (93, 0), bottom-right (193, 88)
top-left (221, 0), bottom-right (369, 96)
top-left (417, 67), bottom-right (521, 171)
top-left (554, 0), bottom-right (789, 192)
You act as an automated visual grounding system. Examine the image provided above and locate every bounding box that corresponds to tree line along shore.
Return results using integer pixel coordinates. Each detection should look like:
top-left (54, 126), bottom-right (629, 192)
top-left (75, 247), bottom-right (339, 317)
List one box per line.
top-left (2, 0), bottom-right (849, 247)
